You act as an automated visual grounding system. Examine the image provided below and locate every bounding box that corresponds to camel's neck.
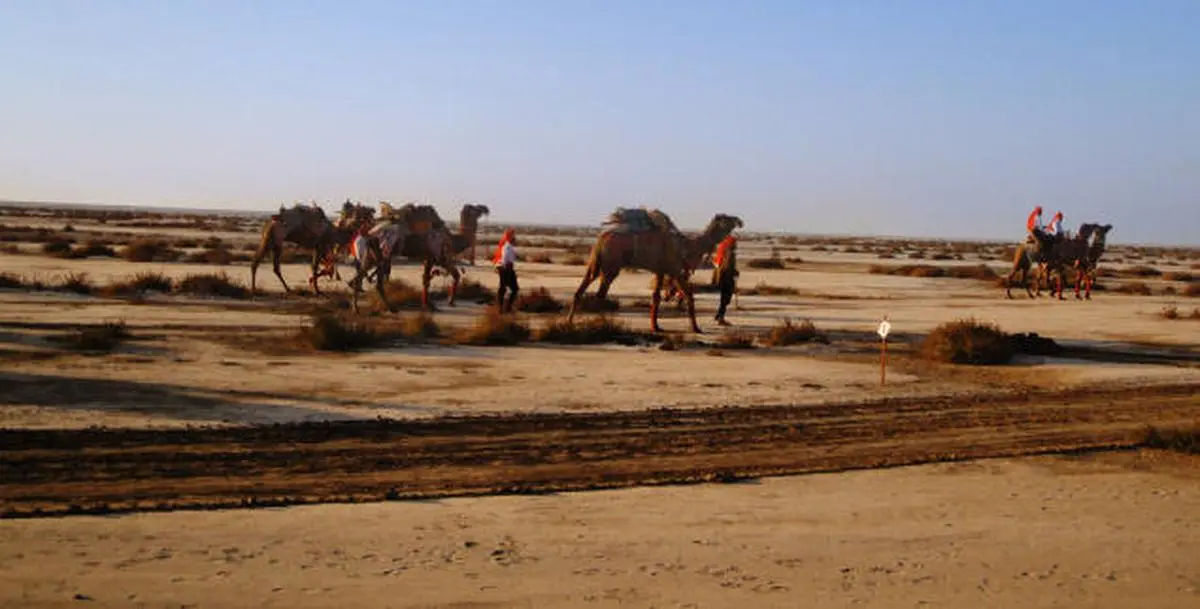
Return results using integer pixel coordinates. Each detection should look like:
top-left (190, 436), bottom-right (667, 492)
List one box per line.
top-left (459, 216), bottom-right (478, 240)
top-left (690, 225), bottom-right (728, 253)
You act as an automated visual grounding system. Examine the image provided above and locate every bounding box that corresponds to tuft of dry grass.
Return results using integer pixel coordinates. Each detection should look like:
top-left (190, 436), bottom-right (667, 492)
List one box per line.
top-left (456, 308), bottom-right (532, 346)
top-left (304, 313), bottom-right (379, 351)
top-left (528, 252), bottom-right (554, 264)
top-left (761, 318), bottom-right (827, 346)
top-left (516, 287), bottom-right (565, 314)
top-left (1184, 283), bottom-right (1200, 297)
top-left (746, 256), bottom-right (786, 270)
top-left (0, 272), bottom-right (23, 289)
top-left (56, 272), bottom-right (95, 295)
top-left (61, 321), bottom-right (131, 352)
top-left (536, 316), bottom-right (647, 345)
top-left (920, 318), bottom-right (1014, 365)
top-left (1161, 271), bottom-right (1195, 282)
top-left (400, 314), bottom-right (442, 341)
top-left (1144, 426), bottom-right (1199, 454)
top-left (1113, 281), bottom-right (1153, 296)
top-left (714, 330), bottom-right (757, 350)
top-left (100, 271), bottom-right (174, 297)
top-left (122, 239), bottom-right (182, 262)
top-left (945, 264), bottom-right (999, 281)
top-left (67, 241), bottom-right (117, 259)
top-left (741, 282), bottom-right (799, 296)
top-left (42, 239), bottom-right (73, 257)
top-left (561, 255), bottom-right (587, 266)
top-left (176, 273), bottom-right (250, 299)
top-left (1159, 305), bottom-right (1200, 320)
top-left (1122, 265), bottom-right (1162, 278)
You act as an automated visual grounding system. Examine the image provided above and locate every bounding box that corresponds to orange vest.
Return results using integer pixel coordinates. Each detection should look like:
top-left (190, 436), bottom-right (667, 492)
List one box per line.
top-left (713, 236), bottom-right (736, 267)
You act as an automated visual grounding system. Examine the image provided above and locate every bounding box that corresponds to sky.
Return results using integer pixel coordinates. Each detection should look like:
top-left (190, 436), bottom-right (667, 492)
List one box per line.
top-left (1, 1), bottom-right (1197, 245)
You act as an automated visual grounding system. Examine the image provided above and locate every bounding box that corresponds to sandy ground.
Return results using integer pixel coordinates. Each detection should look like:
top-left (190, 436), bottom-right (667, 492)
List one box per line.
top-left (2, 249), bottom-right (1198, 429)
top-left (1, 452), bottom-right (1196, 609)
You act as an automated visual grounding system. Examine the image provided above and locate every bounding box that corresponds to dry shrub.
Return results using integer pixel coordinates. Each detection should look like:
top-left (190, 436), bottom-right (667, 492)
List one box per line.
top-left (562, 255), bottom-right (587, 266)
top-left (457, 308), bottom-right (532, 346)
top-left (100, 271), bottom-right (174, 297)
top-left (1007, 332), bottom-right (1063, 356)
top-left (184, 247), bottom-right (234, 265)
top-left (746, 256), bottom-right (785, 270)
top-left (0, 244), bottom-right (19, 254)
top-left (1144, 427), bottom-right (1199, 454)
top-left (304, 313), bottom-right (378, 351)
top-left (68, 241), bottom-right (117, 259)
top-left (1123, 265), bottom-right (1162, 278)
top-left (920, 319), bottom-right (1013, 365)
top-left (452, 278), bottom-right (492, 303)
top-left (945, 264), bottom-right (999, 281)
top-left (1161, 271), bottom-right (1195, 282)
top-left (1159, 305), bottom-right (1200, 320)
top-left (123, 239), bottom-right (181, 262)
top-left (742, 282), bottom-right (799, 296)
top-left (930, 252), bottom-right (955, 261)
top-left (401, 314), bottom-right (442, 341)
top-left (877, 252), bottom-right (896, 259)
top-left (62, 321), bottom-right (130, 352)
top-left (714, 330), bottom-right (757, 350)
top-left (1113, 281), bottom-right (1153, 296)
top-left (516, 287), bottom-right (565, 314)
top-left (42, 239), bottom-right (72, 257)
top-left (1185, 283), bottom-right (1200, 297)
top-left (907, 250), bottom-right (927, 260)
top-left (176, 273), bottom-right (250, 299)
top-left (536, 316), bottom-right (646, 345)
top-left (761, 318), bottom-right (827, 346)
top-left (0, 272), bottom-right (23, 289)
top-left (528, 252), bottom-right (554, 264)
top-left (56, 272), bottom-right (95, 295)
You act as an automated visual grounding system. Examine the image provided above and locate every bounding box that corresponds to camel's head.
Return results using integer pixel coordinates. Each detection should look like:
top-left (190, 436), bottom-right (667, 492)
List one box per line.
top-left (1094, 224), bottom-right (1113, 241)
top-left (462, 203), bottom-right (491, 223)
top-left (707, 214), bottom-right (744, 240)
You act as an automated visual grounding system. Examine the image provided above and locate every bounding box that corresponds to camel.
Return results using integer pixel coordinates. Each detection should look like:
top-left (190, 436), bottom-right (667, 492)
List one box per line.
top-left (347, 203), bottom-right (459, 314)
top-left (400, 203), bottom-right (490, 263)
top-left (1074, 223), bottom-right (1113, 300)
top-left (250, 203), bottom-right (336, 296)
top-left (1005, 224), bottom-right (1096, 300)
top-left (566, 208), bottom-right (744, 333)
top-left (314, 200), bottom-right (377, 282)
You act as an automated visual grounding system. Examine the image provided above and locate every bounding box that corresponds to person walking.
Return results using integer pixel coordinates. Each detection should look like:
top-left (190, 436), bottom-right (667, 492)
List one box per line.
top-left (711, 235), bottom-right (739, 325)
top-left (493, 228), bottom-right (519, 313)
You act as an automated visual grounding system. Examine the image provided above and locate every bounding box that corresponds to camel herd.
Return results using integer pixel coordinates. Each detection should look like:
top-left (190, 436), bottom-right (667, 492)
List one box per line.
top-left (248, 201), bottom-right (1114, 334)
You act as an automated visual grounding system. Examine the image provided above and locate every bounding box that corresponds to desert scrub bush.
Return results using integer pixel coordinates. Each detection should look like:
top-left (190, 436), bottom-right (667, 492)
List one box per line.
top-left (62, 321), bottom-right (131, 352)
top-left (945, 264), bottom-right (999, 281)
top-left (1144, 427), bottom-right (1200, 454)
top-left (122, 239), bottom-right (181, 262)
top-left (400, 314), bottom-right (442, 341)
top-left (176, 273), bottom-right (250, 299)
top-left (184, 247), bottom-right (234, 265)
top-left (456, 308), bottom-right (531, 346)
top-left (714, 330), bottom-right (757, 350)
top-left (42, 239), bottom-right (73, 257)
top-left (100, 271), bottom-right (175, 297)
top-left (1161, 271), bottom-right (1194, 282)
top-left (1184, 283), bottom-right (1200, 297)
top-left (920, 319), bottom-right (1014, 365)
top-left (303, 313), bottom-right (379, 351)
top-left (741, 282), bottom-right (799, 296)
top-left (67, 240), bottom-right (117, 259)
top-left (761, 318), bottom-right (827, 346)
top-left (1159, 305), bottom-right (1200, 320)
top-left (516, 287), bottom-right (565, 314)
top-left (746, 256), bottom-right (786, 270)
top-left (56, 272), bottom-right (95, 295)
top-left (528, 252), bottom-right (554, 264)
top-left (1113, 281), bottom-right (1153, 296)
top-left (535, 316), bottom-right (644, 345)
top-left (0, 272), bottom-right (26, 289)
top-left (561, 255), bottom-right (587, 266)
top-left (1122, 265), bottom-right (1162, 278)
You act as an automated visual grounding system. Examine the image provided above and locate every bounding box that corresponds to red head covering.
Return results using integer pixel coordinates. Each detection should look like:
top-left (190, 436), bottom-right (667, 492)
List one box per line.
top-left (1053, 211), bottom-right (1063, 220)
top-left (713, 235), bottom-right (737, 267)
top-left (492, 228), bottom-right (515, 264)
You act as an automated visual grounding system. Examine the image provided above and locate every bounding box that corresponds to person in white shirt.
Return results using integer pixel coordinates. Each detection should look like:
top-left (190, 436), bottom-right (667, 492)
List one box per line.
top-left (493, 228), bottom-right (519, 313)
top-left (1046, 211), bottom-right (1065, 239)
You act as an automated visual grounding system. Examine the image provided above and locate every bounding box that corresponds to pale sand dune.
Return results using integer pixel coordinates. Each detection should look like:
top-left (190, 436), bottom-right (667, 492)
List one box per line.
top-left (1, 453), bottom-right (1195, 609)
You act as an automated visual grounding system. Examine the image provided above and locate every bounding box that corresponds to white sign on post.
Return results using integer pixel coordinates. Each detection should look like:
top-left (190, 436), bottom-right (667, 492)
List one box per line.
top-left (877, 317), bottom-right (891, 386)
top-left (877, 319), bottom-right (891, 340)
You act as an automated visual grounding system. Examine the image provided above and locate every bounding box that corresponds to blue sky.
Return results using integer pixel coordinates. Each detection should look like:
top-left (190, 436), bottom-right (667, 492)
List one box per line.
top-left (2, 1), bottom-right (1197, 244)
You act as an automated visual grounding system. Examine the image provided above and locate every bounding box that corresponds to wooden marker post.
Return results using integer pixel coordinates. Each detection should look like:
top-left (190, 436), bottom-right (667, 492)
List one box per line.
top-left (877, 318), bottom-right (891, 386)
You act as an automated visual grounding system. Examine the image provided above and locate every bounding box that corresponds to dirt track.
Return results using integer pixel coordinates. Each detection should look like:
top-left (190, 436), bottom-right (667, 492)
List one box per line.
top-left (2, 383), bottom-right (1197, 518)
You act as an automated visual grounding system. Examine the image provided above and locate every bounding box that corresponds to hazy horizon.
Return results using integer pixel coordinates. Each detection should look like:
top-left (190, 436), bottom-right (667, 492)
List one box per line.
top-left (2, 1), bottom-right (1197, 245)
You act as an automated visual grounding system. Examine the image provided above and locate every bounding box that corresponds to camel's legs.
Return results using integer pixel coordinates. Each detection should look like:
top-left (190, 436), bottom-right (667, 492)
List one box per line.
top-left (567, 265), bottom-right (600, 323)
top-left (446, 263), bottom-right (461, 308)
top-left (595, 268), bottom-right (620, 300)
top-left (675, 271), bottom-right (701, 334)
top-left (375, 259), bottom-right (392, 312)
top-left (649, 273), bottom-right (664, 333)
top-left (420, 261), bottom-right (434, 311)
top-left (309, 248), bottom-right (323, 296)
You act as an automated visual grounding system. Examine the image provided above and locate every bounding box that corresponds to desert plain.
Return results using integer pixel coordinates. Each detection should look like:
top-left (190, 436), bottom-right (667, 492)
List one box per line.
top-left (0, 202), bottom-right (1197, 608)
